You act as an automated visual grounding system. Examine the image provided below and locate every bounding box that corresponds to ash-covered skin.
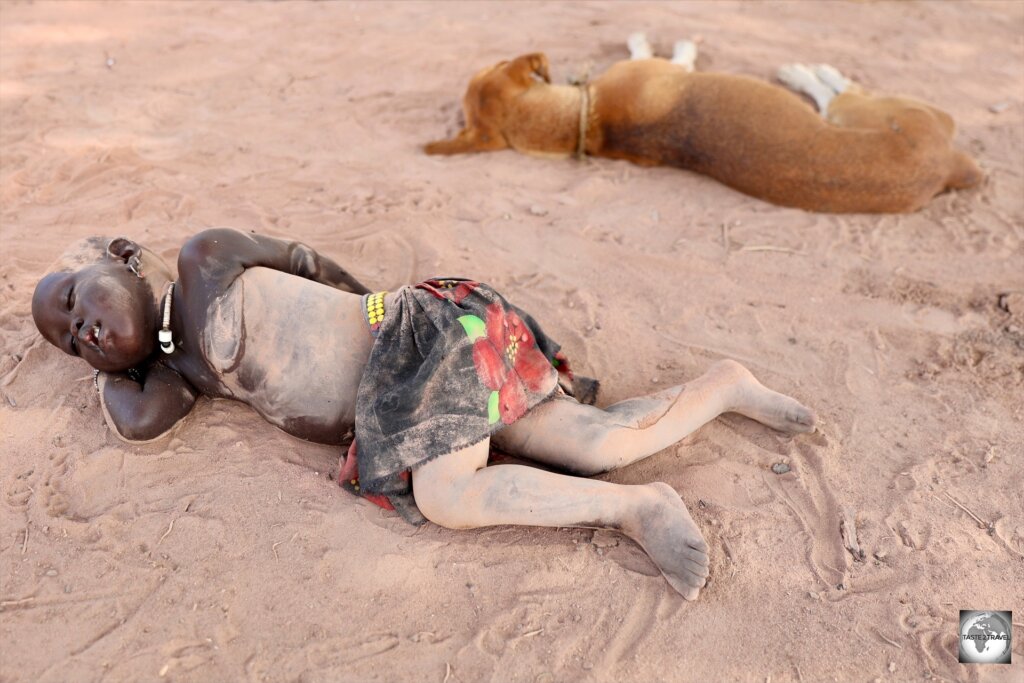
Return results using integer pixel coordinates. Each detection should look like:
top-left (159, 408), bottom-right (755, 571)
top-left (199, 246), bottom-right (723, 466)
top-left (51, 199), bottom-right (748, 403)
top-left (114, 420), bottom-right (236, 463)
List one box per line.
top-left (32, 238), bottom-right (165, 372)
top-left (33, 230), bottom-right (817, 601)
top-left (32, 229), bottom-right (372, 443)
top-left (206, 267), bottom-right (374, 444)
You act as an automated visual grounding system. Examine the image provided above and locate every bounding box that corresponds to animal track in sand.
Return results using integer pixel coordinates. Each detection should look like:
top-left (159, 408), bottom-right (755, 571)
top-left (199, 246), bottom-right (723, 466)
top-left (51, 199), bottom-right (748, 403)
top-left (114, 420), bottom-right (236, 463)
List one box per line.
top-left (119, 188), bottom-right (194, 223)
top-left (332, 228), bottom-right (440, 288)
top-left (331, 182), bottom-right (452, 218)
top-left (770, 438), bottom-right (851, 591)
top-left (890, 604), bottom-right (963, 679)
top-left (31, 146), bottom-right (155, 205)
top-left (991, 517), bottom-right (1024, 560)
top-left (40, 451), bottom-right (71, 519)
top-left (593, 588), bottom-right (671, 672)
top-left (4, 466), bottom-right (37, 510)
top-left (264, 631), bottom-right (400, 680)
top-left (843, 268), bottom-right (1023, 392)
top-left (886, 513), bottom-right (932, 552)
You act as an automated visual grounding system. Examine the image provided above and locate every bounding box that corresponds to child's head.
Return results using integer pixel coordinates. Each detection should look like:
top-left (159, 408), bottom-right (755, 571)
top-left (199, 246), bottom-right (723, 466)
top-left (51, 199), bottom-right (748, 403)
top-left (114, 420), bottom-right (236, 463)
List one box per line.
top-left (32, 237), bottom-right (174, 372)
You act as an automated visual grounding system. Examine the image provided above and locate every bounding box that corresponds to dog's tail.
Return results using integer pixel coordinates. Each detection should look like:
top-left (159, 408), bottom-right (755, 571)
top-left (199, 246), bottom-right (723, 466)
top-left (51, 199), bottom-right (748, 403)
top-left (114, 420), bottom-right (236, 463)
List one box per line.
top-left (946, 151), bottom-right (983, 190)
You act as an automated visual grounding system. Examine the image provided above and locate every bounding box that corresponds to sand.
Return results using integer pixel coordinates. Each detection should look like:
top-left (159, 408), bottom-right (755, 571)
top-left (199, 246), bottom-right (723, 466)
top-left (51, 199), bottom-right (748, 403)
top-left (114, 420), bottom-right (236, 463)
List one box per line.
top-left (1, 1), bottom-right (1022, 681)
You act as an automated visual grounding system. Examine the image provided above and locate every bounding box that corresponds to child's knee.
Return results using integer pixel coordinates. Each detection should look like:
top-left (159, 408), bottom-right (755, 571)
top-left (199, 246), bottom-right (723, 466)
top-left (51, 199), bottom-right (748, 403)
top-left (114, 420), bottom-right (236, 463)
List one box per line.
top-left (412, 442), bottom-right (489, 527)
top-left (411, 456), bottom-right (482, 529)
top-left (588, 427), bottom-right (643, 473)
top-left (555, 415), bottom-right (637, 475)
top-left (412, 474), bottom-right (471, 529)
top-left (564, 412), bottom-right (623, 470)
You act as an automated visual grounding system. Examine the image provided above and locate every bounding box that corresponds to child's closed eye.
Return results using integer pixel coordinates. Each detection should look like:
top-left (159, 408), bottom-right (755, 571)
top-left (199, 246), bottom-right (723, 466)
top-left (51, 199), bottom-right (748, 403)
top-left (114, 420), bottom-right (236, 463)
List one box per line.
top-left (66, 285), bottom-right (79, 355)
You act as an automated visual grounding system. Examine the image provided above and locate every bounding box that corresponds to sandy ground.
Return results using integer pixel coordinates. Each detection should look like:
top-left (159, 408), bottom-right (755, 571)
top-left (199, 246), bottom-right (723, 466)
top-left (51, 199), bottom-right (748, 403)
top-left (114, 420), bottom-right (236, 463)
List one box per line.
top-left (1, 1), bottom-right (1022, 682)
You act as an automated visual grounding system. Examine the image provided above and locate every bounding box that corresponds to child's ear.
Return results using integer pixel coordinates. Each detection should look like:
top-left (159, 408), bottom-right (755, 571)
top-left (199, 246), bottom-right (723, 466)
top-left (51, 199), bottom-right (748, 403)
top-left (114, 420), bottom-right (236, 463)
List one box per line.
top-left (106, 237), bottom-right (141, 263)
top-left (106, 237), bottom-right (145, 277)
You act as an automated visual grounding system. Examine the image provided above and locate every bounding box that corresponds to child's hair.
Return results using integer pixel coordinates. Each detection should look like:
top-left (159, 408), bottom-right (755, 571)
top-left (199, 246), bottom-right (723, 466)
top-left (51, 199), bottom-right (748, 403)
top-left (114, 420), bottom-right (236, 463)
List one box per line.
top-left (47, 236), bottom-right (114, 273)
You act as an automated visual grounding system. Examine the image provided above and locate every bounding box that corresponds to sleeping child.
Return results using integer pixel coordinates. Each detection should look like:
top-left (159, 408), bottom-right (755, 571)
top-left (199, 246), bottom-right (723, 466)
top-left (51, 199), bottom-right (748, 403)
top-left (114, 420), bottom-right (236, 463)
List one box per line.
top-left (31, 229), bottom-right (817, 600)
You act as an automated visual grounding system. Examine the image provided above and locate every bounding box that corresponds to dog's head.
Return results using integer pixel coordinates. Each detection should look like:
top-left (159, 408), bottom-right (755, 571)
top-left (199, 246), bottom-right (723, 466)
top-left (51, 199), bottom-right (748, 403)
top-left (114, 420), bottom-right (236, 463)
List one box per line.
top-left (424, 53), bottom-right (551, 155)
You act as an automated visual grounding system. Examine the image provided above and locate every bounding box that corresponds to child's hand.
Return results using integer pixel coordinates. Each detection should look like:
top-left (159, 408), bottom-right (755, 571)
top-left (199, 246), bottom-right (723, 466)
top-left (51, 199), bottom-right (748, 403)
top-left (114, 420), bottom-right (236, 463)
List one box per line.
top-left (96, 363), bottom-right (198, 442)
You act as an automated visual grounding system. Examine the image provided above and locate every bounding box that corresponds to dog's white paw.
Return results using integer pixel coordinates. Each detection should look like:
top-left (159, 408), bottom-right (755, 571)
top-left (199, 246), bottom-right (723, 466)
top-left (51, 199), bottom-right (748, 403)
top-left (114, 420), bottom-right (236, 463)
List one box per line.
top-left (627, 32), bottom-right (654, 60)
top-left (812, 64), bottom-right (850, 94)
top-left (777, 63), bottom-right (834, 114)
top-left (777, 63), bottom-right (817, 89)
top-left (671, 40), bottom-right (698, 71)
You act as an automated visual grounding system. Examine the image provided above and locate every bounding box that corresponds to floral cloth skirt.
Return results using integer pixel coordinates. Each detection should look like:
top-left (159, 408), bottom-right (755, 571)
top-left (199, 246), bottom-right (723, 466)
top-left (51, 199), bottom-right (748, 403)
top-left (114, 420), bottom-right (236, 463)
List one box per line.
top-left (340, 279), bottom-right (578, 525)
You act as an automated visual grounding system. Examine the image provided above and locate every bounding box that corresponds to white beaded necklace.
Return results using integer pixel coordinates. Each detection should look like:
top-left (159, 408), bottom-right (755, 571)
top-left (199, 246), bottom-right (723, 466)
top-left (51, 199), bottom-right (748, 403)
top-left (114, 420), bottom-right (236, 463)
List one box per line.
top-left (158, 282), bottom-right (175, 354)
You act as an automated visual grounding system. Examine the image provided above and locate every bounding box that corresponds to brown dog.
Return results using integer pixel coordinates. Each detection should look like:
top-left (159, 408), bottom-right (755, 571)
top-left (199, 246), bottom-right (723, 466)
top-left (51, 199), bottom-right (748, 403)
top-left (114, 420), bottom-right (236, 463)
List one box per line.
top-left (425, 36), bottom-right (981, 213)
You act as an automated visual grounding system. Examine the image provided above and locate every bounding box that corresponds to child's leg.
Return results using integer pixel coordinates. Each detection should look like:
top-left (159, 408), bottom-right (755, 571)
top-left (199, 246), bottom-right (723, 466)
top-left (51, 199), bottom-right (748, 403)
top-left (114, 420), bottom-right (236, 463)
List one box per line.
top-left (494, 359), bottom-right (814, 476)
top-left (413, 439), bottom-right (711, 600)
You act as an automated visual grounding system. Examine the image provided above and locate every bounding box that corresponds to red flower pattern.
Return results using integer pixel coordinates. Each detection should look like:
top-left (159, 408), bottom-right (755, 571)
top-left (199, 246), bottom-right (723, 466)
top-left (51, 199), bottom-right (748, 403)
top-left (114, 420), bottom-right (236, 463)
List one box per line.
top-left (337, 440), bottom-right (395, 510)
top-left (421, 279), bottom-right (479, 304)
top-left (471, 303), bottom-right (552, 423)
top-left (552, 350), bottom-right (574, 380)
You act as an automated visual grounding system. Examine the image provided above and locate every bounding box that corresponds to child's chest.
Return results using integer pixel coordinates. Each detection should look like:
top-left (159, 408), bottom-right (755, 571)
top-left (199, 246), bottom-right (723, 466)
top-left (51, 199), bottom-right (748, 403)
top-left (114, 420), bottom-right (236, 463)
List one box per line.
top-left (196, 268), bottom-right (373, 444)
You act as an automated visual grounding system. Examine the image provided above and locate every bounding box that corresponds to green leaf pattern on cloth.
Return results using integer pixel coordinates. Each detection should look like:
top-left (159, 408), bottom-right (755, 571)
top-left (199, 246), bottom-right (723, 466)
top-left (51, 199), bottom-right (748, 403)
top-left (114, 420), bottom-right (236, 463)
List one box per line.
top-left (458, 314), bottom-right (486, 341)
top-left (460, 314), bottom-right (499, 423)
top-left (487, 391), bottom-right (500, 424)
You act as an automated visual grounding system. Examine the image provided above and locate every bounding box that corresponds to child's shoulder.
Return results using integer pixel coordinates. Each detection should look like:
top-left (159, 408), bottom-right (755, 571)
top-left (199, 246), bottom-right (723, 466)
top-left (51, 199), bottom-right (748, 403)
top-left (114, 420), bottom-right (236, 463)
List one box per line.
top-left (177, 228), bottom-right (261, 292)
top-left (178, 228), bottom-right (247, 271)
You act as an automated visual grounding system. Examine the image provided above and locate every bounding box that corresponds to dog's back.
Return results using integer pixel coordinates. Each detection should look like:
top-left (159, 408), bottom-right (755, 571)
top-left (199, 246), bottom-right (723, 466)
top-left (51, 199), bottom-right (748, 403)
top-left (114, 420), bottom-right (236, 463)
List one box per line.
top-left (427, 51), bottom-right (981, 213)
top-left (591, 64), bottom-right (977, 212)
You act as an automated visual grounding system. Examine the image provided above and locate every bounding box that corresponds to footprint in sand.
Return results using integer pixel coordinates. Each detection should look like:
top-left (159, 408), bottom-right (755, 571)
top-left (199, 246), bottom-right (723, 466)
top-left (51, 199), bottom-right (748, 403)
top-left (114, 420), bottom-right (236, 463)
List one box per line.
top-left (4, 466), bottom-right (37, 510)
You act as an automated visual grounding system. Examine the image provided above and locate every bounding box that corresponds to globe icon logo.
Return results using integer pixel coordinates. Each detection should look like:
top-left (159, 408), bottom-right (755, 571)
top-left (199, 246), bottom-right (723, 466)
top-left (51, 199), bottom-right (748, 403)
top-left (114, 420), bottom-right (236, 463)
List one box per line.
top-left (959, 611), bottom-right (1012, 664)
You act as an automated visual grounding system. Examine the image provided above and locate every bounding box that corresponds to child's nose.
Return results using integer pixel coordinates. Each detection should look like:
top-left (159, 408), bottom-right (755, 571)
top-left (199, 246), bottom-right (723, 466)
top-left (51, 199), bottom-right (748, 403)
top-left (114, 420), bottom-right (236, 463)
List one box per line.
top-left (70, 317), bottom-right (84, 334)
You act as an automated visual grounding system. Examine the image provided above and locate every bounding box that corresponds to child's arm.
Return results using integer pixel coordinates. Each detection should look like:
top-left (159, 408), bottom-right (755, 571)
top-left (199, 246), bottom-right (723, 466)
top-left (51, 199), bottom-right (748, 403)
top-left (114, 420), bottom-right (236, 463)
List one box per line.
top-left (179, 228), bottom-right (371, 294)
top-left (97, 364), bottom-right (198, 442)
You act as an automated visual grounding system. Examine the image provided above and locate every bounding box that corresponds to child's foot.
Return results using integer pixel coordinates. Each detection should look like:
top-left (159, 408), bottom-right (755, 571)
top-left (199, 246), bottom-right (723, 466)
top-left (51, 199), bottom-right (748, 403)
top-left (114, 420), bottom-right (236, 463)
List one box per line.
top-left (713, 360), bottom-right (817, 434)
top-left (628, 483), bottom-right (710, 600)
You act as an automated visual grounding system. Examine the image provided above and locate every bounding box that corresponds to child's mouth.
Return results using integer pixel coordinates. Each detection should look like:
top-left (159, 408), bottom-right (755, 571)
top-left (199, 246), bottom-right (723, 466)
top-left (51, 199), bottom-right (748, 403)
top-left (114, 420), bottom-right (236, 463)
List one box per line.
top-left (83, 323), bottom-right (103, 352)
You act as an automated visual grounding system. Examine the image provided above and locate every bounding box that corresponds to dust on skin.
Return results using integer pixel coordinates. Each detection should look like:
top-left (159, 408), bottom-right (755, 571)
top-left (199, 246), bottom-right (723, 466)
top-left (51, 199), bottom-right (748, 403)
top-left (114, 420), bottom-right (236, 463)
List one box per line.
top-left (84, 272), bottom-right (151, 361)
top-left (493, 360), bottom-right (813, 479)
top-left (32, 263), bottom-right (158, 371)
top-left (207, 267), bottom-right (374, 445)
top-left (490, 389), bottom-right (681, 476)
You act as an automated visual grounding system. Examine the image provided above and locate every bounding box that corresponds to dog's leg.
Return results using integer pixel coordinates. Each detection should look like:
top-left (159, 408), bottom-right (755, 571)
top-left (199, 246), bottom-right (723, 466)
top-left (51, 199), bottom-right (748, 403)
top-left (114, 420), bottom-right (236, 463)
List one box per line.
top-left (424, 126), bottom-right (506, 155)
top-left (627, 32), bottom-right (654, 60)
top-left (812, 64), bottom-right (850, 95)
top-left (670, 40), bottom-right (698, 71)
top-left (413, 439), bottom-right (711, 600)
top-left (493, 359), bottom-right (815, 476)
top-left (823, 82), bottom-right (982, 194)
top-left (811, 66), bottom-right (955, 136)
top-left (776, 63), bottom-right (837, 114)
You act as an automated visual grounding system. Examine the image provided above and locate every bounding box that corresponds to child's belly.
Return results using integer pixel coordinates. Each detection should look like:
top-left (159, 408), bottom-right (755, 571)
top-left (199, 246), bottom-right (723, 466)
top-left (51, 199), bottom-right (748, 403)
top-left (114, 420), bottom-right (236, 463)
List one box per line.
top-left (203, 268), bottom-right (373, 444)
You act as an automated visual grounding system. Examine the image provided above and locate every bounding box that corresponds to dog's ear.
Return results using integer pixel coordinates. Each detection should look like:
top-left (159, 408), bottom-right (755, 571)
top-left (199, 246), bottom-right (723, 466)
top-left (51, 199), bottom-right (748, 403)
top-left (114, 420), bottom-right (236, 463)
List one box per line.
top-left (424, 127), bottom-right (506, 155)
top-left (506, 52), bottom-right (550, 85)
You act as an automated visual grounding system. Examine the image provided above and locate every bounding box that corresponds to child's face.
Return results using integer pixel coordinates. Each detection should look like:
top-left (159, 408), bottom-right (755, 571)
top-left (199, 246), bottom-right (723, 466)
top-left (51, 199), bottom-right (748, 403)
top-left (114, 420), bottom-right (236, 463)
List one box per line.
top-left (32, 254), bottom-right (160, 372)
